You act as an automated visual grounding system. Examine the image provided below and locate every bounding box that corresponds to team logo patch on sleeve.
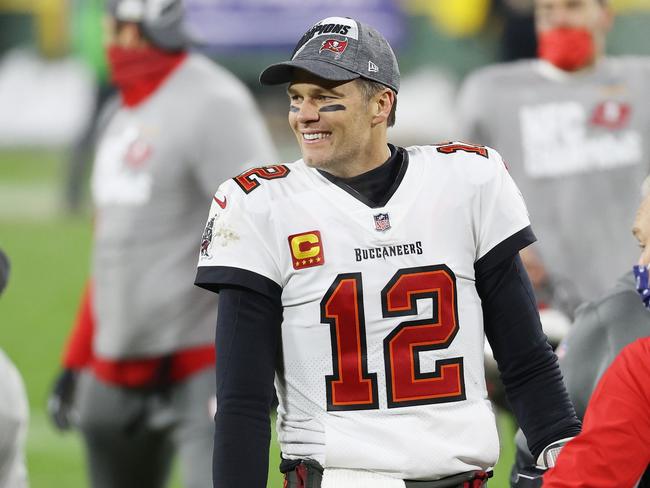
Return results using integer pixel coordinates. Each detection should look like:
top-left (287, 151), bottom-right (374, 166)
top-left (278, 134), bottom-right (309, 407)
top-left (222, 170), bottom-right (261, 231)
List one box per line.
top-left (200, 217), bottom-right (215, 258)
top-left (288, 231), bottom-right (325, 270)
top-left (373, 213), bottom-right (391, 232)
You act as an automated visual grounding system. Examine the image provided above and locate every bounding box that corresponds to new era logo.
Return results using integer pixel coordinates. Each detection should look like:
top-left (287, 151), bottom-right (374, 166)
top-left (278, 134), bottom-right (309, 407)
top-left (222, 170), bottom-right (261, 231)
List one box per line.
top-left (368, 61), bottom-right (378, 72)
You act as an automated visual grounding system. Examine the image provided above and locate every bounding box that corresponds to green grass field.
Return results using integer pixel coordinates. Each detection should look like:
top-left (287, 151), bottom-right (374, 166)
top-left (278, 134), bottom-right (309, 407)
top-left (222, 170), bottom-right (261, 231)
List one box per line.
top-left (0, 149), bottom-right (515, 487)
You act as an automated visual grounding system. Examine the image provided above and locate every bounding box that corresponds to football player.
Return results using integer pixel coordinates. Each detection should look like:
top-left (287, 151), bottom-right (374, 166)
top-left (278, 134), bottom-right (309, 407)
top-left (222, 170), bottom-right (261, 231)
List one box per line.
top-left (195, 16), bottom-right (581, 488)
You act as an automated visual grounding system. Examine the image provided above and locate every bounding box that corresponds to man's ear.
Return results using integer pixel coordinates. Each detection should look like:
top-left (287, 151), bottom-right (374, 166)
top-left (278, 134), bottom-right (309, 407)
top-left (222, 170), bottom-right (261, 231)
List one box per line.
top-left (372, 89), bottom-right (395, 126)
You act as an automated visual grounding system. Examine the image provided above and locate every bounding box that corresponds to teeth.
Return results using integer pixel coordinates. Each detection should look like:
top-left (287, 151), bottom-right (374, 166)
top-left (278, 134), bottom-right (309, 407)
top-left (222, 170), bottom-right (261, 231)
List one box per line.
top-left (303, 133), bottom-right (330, 140)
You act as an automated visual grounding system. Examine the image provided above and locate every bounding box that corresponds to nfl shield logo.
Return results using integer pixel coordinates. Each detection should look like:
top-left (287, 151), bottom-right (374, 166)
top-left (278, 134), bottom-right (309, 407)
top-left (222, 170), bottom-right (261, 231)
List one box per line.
top-left (373, 213), bottom-right (391, 232)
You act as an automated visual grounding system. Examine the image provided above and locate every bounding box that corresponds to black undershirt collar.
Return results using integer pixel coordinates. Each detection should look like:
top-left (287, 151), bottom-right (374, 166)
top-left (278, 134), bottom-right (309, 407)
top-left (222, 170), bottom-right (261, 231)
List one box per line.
top-left (317, 144), bottom-right (408, 208)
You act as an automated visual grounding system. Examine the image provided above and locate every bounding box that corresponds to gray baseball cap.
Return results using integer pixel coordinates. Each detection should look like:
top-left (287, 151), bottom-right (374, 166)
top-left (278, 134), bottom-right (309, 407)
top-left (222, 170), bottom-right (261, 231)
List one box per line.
top-left (260, 17), bottom-right (400, 93)
top-left (107, 0), bottom-right (188, 51)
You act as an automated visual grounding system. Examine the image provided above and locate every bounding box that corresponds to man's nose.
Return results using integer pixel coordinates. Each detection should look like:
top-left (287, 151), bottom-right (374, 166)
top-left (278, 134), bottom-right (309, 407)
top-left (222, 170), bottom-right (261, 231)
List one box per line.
top-left (296, 101), bottom-right (320, 123)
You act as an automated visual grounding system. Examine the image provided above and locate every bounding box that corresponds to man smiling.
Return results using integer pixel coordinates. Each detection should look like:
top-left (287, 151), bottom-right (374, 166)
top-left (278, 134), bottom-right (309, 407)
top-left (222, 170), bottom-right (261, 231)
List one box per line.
top-left (195, 16), bottom-right (581, 488)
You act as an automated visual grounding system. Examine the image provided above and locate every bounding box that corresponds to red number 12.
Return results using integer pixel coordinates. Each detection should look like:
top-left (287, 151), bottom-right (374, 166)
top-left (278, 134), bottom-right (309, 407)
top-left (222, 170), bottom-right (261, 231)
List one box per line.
top-left (321, 265), bottom-right (465, 411)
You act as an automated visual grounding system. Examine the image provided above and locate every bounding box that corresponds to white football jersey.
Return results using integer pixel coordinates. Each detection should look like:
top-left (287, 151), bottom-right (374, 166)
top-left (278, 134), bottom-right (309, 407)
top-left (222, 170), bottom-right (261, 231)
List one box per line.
top-left (196, 143), bottom-right (533, 480)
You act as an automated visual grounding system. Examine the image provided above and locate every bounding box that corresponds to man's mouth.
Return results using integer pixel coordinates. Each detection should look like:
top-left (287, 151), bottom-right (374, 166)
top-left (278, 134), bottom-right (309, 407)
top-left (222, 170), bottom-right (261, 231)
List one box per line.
top-left (302, 132), bottom-right (331, 141)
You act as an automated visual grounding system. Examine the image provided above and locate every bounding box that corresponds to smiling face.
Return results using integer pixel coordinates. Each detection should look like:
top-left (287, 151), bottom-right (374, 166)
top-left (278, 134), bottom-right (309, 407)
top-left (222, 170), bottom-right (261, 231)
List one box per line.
top-left (287, 70), bottom-right (393, 178)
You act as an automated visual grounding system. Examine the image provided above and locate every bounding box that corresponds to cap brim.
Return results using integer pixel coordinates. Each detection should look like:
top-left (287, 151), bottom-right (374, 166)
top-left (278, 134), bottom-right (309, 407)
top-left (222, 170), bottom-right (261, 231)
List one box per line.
top-left (260, 59), bottom-right (360, 86)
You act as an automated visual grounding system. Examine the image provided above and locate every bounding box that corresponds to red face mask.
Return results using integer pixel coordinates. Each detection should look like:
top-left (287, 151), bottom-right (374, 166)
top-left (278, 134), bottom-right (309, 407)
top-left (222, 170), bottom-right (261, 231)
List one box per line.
top-left (106, 45), bottom-right (186, 107)
top-left (537, 28), bottom-right (595, 72)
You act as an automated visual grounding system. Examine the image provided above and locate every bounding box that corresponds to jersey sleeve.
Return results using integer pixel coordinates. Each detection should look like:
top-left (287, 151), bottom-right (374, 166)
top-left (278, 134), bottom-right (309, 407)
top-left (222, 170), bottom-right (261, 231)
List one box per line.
top-left (194, 181), bottom-right (283, 298)
top-left (475, 148), bottom-right (535, 267)
top-left (190, 88), bottom-right (278, 199)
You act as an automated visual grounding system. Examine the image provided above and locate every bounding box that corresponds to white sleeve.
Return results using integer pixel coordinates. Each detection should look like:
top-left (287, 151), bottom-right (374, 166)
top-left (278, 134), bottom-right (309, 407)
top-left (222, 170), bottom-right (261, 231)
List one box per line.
top-left (476, 149), bottom-right (534, 262)
top-left (195, 180), bottom-right (282, 297)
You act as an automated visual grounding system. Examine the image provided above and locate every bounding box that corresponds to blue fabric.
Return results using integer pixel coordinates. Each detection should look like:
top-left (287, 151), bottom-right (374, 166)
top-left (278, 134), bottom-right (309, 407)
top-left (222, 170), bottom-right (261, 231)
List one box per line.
top-left (633, 265), bottom-right (650, 310)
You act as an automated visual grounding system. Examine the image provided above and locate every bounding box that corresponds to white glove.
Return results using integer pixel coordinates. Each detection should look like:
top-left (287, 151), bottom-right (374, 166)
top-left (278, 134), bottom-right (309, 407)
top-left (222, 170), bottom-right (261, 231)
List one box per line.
top-left (536, 437), bottom-right (574, 469)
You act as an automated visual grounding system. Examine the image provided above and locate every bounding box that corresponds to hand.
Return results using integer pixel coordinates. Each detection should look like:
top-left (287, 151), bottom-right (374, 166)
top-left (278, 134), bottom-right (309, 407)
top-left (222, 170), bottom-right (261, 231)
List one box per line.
top-left (47, 369), bottom-right (79, 431)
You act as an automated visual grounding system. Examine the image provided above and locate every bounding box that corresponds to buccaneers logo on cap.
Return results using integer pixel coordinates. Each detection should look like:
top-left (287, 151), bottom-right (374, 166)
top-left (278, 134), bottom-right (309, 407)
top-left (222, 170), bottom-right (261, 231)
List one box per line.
top-left (319, 39), bottom-right (348, 58)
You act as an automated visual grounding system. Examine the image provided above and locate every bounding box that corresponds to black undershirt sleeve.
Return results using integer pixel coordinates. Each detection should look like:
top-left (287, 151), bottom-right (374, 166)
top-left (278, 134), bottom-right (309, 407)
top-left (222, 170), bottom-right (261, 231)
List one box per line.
top-left (212, 285), bottom-right (282, 488)
top-left (476, 252), bottom-right (581, 459)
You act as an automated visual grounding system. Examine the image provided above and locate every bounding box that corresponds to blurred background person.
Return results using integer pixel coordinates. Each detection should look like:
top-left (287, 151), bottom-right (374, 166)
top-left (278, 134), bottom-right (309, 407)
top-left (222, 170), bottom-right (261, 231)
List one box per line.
top-left (45, 0), bottom-right (277, 487)
top-left (0, 249), bottom-right (29, 488)
top-left (511, 175), bottom-right (650, 487)
top-left (457, 0), bottom-right (650, 319)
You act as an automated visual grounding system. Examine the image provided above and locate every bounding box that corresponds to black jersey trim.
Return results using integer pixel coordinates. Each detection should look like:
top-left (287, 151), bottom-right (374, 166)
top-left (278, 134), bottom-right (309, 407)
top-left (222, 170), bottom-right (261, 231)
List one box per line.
top-left (317, 144), bottom-right (409, 209)
top-left (475, 225), bottom-right (537, 271)
top-left (195, 266), bottom-right (282, 300)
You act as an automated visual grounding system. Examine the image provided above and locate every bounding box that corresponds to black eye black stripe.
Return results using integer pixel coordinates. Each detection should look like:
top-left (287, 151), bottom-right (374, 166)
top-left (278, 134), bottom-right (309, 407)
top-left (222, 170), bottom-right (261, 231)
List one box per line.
top-left (319, 104), bottom-right (346, 112)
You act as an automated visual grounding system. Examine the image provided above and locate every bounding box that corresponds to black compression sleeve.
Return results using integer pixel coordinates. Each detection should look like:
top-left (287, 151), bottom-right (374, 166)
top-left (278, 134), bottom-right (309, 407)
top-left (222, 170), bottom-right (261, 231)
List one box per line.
top-left (213, 286), bottom-right (282, 488)
top-left (476, 254), bottom-right (581, 459)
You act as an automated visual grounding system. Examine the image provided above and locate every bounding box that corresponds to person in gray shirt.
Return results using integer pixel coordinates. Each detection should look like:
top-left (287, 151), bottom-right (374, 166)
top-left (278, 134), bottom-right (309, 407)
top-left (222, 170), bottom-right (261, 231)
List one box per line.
top-left (46, 1), bottom-right (277, 487)
top-left (457, 0), bottom-right (650, 307)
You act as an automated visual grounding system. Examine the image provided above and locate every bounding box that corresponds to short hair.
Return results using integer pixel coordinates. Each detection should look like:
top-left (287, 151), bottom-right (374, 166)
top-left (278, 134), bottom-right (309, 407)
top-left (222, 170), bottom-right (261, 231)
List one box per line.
top-left (356, 78), bottom-right (397, 127)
